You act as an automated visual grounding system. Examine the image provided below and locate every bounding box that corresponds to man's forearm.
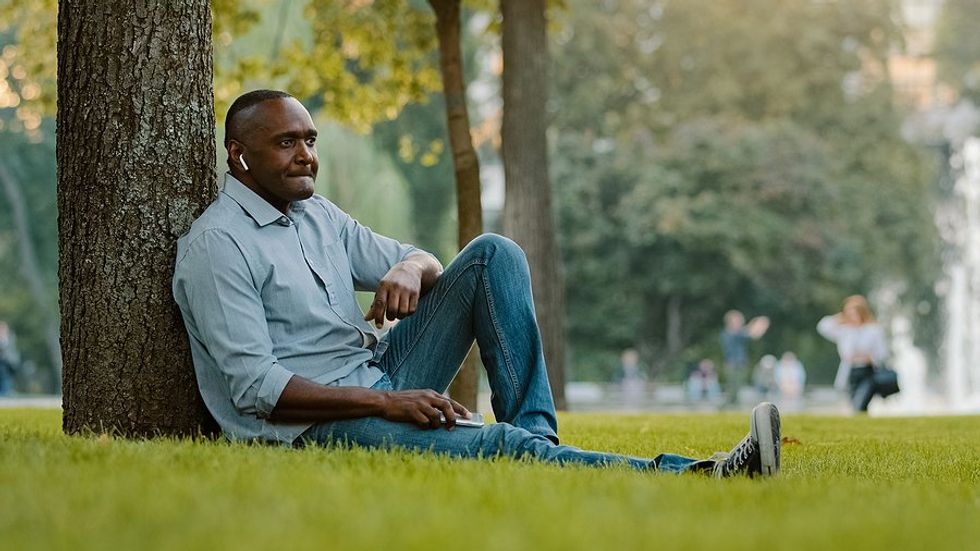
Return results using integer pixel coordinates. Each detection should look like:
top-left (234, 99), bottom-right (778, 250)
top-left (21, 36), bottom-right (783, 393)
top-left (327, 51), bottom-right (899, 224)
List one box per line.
top-left (267, 374), bottom-right (387, 423)
top-left (268, 372), bottom-right (472, 429)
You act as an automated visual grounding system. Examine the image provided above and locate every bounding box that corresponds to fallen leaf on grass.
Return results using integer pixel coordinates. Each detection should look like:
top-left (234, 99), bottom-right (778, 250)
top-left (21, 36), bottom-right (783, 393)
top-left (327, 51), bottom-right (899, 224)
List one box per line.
top-left (781, 436), bottom-right (802, 445)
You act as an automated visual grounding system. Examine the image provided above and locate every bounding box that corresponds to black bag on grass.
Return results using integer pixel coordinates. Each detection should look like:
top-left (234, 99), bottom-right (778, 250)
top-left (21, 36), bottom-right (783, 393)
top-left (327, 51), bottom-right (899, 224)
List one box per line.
top-left (873, 365), bottom-right (900, 398)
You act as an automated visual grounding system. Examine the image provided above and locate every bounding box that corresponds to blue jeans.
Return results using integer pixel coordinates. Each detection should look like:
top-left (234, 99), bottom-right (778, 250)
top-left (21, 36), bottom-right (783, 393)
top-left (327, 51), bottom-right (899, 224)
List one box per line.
top-left (849, 365), bottom-right (876, 412)
top-left (299, 234), bottom-right (703, 473)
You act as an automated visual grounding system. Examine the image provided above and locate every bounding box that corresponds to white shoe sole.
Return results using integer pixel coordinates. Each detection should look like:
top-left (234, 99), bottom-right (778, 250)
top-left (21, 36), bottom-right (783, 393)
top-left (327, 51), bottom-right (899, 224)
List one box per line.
top-left (751, 402), bottom-right (780, 476)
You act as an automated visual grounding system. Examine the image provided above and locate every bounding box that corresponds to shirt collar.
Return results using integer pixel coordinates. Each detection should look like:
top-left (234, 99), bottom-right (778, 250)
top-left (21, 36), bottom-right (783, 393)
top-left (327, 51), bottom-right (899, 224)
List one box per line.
top-left (222, 173), bottom-right (295, 227)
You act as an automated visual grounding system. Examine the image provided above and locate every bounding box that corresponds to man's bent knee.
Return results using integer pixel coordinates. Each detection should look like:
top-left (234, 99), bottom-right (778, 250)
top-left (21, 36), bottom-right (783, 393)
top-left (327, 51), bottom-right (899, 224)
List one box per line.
top-left (464, 233), bottom-right (527, 265)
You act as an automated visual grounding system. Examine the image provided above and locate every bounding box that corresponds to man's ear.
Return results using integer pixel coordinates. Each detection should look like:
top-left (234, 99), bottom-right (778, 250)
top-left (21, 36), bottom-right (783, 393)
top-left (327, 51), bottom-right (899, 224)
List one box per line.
top-left (227, 140), bottom-right (247, 171)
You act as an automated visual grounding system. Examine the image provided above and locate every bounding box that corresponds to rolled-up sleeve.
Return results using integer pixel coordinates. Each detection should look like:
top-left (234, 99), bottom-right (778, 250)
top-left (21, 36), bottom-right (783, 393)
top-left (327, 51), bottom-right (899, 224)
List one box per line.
top-left (318, 198), bottom-right (420, 291)
top-left (816, 316), bottom-right (840, 342)
top-left (173, 229), bottom-right (293, 418)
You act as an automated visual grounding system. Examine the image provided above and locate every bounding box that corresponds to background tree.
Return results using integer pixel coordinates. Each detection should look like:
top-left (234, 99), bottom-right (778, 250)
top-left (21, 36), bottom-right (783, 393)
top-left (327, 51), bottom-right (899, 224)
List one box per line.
top-left (935, 0), bottom-right (980, 105)
top-left (58, 0), bottom-right (218, 435)
top-left (428, 0), bottom-right (484, 409)
top-left (500, 0), bottom-right (567, 408)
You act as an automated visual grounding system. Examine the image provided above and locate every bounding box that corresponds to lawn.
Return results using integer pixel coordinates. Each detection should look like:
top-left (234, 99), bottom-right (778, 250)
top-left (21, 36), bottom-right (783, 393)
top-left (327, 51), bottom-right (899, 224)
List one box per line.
top-left (0, 409), bottom-right (977, 551)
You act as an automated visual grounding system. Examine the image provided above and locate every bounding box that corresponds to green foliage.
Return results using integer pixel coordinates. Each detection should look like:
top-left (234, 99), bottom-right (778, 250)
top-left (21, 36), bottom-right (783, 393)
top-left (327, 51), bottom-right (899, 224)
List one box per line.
top-left (0, 1), bottom-right (444, 132)
top-left (552, 0), bottom-right (940, 381)
top-left (0, 108), bottom-right (57, 390)
top-left (271, 0), bottom-right (442, 132)
top-left (1, 409), bottom-right (978, 550)
top-left (0, 2), bottom-right (54, 137)
top-left (372, 99), bottom-right (458, 260)
top-left (0, 0), bottom-right (259, 123)
top-left (935, 0), bottom-right (980, 104)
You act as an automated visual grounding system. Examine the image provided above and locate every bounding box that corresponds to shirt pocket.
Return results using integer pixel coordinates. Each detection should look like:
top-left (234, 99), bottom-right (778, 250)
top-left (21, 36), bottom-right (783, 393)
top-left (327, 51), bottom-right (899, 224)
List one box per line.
top-left (321, 240), bottom-right (355, 294)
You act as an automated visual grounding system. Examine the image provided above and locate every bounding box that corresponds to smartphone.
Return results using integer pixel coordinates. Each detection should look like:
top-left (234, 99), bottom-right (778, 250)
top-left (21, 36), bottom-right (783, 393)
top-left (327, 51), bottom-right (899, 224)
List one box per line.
top-left (438, 411), bottom-right (485, 428)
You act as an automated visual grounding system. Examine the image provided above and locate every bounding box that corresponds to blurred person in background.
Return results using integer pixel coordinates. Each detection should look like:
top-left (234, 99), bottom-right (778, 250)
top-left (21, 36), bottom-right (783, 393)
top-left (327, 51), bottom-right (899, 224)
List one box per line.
top-left (817, 295), bottom-right (889, 413)
top-left (720, 310), bottom-right (770, 406)
top-left (686, 358), bottom-right (721, 402)
top-left (775, 351), bottom-right (806, 411)
top-left (616, 348), bottom-right (647, 403)
top-left (0, 321), bottom-right (20, 396)
top-left (753, 354), bottom-right (777, 401)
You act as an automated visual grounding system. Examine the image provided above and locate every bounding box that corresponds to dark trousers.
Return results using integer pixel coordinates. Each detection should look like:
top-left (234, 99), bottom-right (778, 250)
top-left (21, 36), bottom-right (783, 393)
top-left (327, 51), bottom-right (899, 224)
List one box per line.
top-left (0, 360), bottom-right (13, 396)
top-left (849, 365), bottom-right (876, 412)
top-left (723, 362), bottom-right (745, 405)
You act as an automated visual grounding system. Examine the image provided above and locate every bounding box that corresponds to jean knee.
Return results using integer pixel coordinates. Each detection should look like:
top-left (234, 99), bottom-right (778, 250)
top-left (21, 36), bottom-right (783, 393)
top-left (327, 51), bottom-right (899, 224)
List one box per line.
top-left (466, 233), bottom-right (527, 269)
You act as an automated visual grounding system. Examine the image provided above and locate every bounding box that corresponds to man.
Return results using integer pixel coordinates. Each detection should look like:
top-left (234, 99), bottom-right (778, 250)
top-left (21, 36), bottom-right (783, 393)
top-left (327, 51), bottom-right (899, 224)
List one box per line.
top-left (0, 321), bottom-right (18, 396)
top-left (721, 310), bottom-right (770, 406)
top-left (173, 90), bottom-right (781, 477)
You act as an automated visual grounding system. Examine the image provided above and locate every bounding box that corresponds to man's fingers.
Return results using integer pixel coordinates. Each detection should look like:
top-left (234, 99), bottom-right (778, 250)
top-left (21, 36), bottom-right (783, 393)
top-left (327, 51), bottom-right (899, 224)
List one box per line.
top-left (363, 303), bottom-right (380, 325)
top-left (412, 410), bottom-right (430, 427)
top-left (386, 293), bottom-right (402, 322)
top-left (397, 291), bottom-right (416, 318)
top-left (436, 398), bottom-right (456, 429)
top-left (424, 406), bottom-right (442, 429)
top-left (448, 397), bottom-right (470, 418)
top-left (363, 296), bottom-right (383, 322)
top-left (407, 293), bottom-right (419, 316)
top-left (365, 288), bottom-right (389, 328)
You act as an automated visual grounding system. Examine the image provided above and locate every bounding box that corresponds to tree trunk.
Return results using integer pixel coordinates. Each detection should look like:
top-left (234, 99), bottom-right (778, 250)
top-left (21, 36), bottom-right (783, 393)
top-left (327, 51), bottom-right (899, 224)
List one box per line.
top-left (500, 0), bottom-right (566, 408)
top-left (0, 161), bottom-right (63, 392)
top-left (58, 0), bottom-right (218, 436)
top-left (428, 0), bottom-right (482, 410)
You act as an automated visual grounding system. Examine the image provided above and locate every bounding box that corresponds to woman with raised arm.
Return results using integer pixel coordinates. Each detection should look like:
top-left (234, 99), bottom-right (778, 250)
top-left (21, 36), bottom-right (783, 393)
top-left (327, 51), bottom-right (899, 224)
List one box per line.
top-left (817, 295), bottom-right (890, 413)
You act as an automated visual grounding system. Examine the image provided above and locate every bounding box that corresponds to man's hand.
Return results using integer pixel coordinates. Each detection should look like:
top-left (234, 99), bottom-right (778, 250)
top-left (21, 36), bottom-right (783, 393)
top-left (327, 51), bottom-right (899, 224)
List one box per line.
top-left (380, 389), bottom-right (471, 429)
top-left (747, 316), bottom-right (770, 339)
top-left (364, 261), bottom-right (424, 328)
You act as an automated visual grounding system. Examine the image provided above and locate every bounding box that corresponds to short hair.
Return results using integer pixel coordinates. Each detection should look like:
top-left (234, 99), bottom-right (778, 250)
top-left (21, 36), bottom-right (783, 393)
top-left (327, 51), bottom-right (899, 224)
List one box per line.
top-left (224, 89), bottom-right (294, 146)
top-left (724, 310), bottom-right (744, 325)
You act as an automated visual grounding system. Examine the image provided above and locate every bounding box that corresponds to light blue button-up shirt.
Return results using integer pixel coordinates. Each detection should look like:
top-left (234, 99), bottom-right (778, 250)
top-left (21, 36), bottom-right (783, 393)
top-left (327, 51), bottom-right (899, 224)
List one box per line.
top-left (173, 174), bottom-right (419, 443)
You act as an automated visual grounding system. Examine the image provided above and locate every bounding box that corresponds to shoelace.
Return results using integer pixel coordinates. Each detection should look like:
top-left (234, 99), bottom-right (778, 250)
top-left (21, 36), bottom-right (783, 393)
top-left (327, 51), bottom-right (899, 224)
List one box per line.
top-left (722, 436), bottom-right (755, 475)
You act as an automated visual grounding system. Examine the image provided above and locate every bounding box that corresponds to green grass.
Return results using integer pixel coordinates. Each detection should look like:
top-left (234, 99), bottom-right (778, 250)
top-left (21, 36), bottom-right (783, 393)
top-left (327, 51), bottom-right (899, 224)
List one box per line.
top-left (1, 409), bottom-right (977, 551)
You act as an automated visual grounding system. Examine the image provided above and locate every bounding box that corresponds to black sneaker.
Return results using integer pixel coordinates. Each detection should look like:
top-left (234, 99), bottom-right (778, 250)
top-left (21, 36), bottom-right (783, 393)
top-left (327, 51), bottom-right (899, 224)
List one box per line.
top-left (713, 402), bottom-right (781, 478)
top-left (712, 434), bottom-right (758, 477)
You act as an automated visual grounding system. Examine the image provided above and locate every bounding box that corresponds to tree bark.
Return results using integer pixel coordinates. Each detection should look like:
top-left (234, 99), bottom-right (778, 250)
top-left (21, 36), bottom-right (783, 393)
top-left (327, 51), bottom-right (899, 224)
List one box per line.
top-left (500, 0), bottom-right (566, 408)
top-left (0, 161), bottom-right (63, 392)
top-left (58, 0), bottom-right (218, 436)
top-left (428, 0), bottom-right (482, 410)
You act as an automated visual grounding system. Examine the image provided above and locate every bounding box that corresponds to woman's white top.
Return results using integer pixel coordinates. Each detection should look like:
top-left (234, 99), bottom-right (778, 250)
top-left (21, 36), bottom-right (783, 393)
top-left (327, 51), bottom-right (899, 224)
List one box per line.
top-left (817, 316), bottom-right (889, 390)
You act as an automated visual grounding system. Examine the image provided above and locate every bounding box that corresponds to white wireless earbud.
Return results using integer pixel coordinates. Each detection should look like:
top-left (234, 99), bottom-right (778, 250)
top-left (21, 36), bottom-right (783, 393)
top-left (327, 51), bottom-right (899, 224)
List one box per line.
top-left (240, 155), bottom-right (250, 171)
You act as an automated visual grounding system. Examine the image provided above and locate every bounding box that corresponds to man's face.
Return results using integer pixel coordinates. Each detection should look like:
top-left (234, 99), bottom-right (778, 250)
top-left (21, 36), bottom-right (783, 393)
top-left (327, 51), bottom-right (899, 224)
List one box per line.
top-left (231, 97), bottom-right (318, 210)
top-left (725, 312), bottom-right (744, 330)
